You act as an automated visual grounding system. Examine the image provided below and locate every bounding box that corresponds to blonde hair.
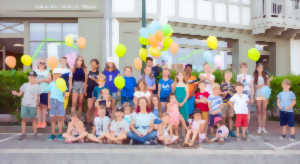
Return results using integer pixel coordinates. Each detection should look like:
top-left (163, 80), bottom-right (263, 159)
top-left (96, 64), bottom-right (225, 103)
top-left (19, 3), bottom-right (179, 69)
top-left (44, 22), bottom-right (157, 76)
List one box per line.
top-left (282, 79), bottom-right (291, 86)
top-left (97, 73), bottom-right (106, 82)
top-left (212, 83), bottom-right (220, 90)
top-left (240, 62), bottom-right (248, 68)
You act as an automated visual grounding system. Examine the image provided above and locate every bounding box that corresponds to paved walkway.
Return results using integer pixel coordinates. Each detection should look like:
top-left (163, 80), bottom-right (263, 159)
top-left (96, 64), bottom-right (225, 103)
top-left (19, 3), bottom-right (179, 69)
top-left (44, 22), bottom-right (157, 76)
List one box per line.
top-left (0, 120), bottom-right (299, 164)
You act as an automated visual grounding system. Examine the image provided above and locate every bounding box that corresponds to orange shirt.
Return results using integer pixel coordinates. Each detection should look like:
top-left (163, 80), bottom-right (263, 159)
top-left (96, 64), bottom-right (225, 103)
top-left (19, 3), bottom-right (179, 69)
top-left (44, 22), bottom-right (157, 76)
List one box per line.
top-left (186, 75), bottom-right (197, 97)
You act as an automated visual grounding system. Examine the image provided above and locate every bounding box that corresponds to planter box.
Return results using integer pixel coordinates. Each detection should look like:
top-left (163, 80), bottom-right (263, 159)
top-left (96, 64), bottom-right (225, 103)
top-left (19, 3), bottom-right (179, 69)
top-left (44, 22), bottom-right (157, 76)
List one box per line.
top-left (0, 114), bottom-right (17, 123)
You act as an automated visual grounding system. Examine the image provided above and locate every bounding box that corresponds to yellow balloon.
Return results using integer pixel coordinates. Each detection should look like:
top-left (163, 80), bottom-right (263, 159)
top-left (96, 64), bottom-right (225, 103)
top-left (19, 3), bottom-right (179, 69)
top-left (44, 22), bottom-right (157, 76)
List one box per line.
top-left (56, 78), bottom-right (67, 92)
top-left (248, 48), bottom-right (261, 61)
top-left (138, 48), bottom-right (147, 62)
top-left (65, 35), bottom-right (74, 47)
top-left (21, 54), bottom-right (32, 66)
top-left (207, 36), bottom-right (218, 50)
top-left (149, 47), bottom-right (161, 57)
top-left (114, 75), bottom-right (125, 89)
top-left (139, 37), bottom-right (148, 46)
top-left (134, 58), bottom-right (142, 71)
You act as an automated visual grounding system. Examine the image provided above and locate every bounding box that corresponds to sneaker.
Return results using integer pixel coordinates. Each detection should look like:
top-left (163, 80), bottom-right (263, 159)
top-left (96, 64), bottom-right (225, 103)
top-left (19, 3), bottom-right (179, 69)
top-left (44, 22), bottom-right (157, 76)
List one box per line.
top-left (289, 136), bottom-right (296, 142)
top-left (18, 134), bottom-right (26, 141)
top-left (56, 134), bottom-right (64, 141)
top-left (280, 135), bottom-right (286, 140)
top-left (257, 127), bottom-right (262, 134)
top-left (48, 134), bottom-right (56, 141)
top-left (65, 139), bottom-right (72, 144)
top-left (262, 128), bottom-right (268, 134)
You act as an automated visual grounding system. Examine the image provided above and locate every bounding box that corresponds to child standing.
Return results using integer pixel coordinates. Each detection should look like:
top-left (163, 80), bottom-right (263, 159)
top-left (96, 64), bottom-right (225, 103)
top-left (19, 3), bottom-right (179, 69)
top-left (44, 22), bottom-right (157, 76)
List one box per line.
top-left (158, 68), bottom-right (174, 110)
top-left (175, 72), bottom-right (189, 122)
top-left (220, 71), bottom-right (235, 137)
top-left (157, 113), bottom-right (178, 145)
top-left (71, 56), bottom-right (88, 117)
top-left (87, 104), bottom-right (111, 143)
top-left (210, 118), bottom-right (229, 144)
top-left (59, 57), bottom-right (72, 110)
top-left (199, 63), bottom-right (215, 95)
top-left (277, 79), bottom-right (296, 141)
top-left (121, 66), bottom-right (137, 106)
top-left (47, 68), bottom-right (67, 141)
top-left (106, 107), bottom-right (129, 144)
top-left (35, 59), bottom-right (51, 128)
top-left (183, 111), bottom-right (206, 147)
top-left (143, 66), bottom-right (156, 93)
top-left (208, 84), bottom-right (223, 136)
top-left (229, 82), bottom-right (249, 140)
top-left (92, 74), bottom-right (107, 100)
top-left (86, 59), bottom-right (100, 126)
top-left (12, 71), bottom-right (40, 140)
top-left (63, 112), bottom-right (88, 143)
top-left (167, 94), bottom-right (188, 137)
top-left (195, 81), bottom-right (210, 130)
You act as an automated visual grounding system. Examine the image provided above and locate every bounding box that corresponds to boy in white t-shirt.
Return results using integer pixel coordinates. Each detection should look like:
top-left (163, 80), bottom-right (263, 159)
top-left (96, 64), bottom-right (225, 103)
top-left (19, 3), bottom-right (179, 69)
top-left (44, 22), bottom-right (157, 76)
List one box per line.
top-left (87, 103), bottom-right (110, 143)
top-left (199, 63), bottom-right (215, 95)
top-left (229, 82), bottom-right (249, 140)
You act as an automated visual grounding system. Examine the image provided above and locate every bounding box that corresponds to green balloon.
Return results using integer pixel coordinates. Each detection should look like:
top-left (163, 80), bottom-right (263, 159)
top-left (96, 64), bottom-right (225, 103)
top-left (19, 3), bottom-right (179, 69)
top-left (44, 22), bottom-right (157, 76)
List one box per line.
top-left (163, 37), bottom-right (173, 48)
top-left (114, 75), bottom-right (125, 89)
top-left (162, 24), bottom-right (172, 36)
top-left (115, 44), bottom-right (127, 58)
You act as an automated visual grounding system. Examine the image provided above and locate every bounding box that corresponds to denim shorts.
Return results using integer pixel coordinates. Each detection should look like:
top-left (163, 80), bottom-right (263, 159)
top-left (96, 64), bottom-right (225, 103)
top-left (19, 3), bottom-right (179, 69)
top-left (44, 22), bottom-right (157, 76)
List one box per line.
top-left (280, 111), bottom-right (295, 127)
top-left (21, 106), bottom-right (36, 119)
top-left (49, 99), bottom-right (65, 117)
top-left (40, 93), bottom-right (48, 105)
top-left (160, 97), bottom-right (168, 102)
top-left (72, 81), bottom-right (84, 94)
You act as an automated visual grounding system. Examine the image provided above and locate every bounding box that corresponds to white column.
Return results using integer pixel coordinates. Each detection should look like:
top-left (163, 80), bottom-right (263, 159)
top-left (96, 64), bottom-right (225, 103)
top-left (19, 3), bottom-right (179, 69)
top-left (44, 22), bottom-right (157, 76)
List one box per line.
top-left (290, 39), bottom-right (300, 75)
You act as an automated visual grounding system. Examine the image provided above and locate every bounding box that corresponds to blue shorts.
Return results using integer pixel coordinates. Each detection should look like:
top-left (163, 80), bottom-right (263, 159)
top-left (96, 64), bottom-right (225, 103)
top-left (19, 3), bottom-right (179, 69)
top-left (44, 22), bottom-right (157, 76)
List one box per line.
top-left (21, 106), bottom-right (36, 119)
top-left (280, 111), bottom-right (295, 127)
top-left (209, 114), bottom-right (222, 127)
top-left (160, 97), bottom-right (168, 102)
top-left (40, 93), bottom-right (48, 105)
top-left (49, 99), bottom-right (65, 117)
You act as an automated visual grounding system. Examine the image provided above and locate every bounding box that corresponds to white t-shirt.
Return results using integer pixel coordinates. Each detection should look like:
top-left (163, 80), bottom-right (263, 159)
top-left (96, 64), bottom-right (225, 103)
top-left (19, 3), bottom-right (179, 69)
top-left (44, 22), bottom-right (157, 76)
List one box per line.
top-left (94, 116), bottom-right (110, 136)
top-left (20, 83), bottom-right (40, 107)
top-left (236, 74), bottom-right (253, 95)
top-left (199, 73), bottom-right (215, 94)
top-left (110, 120), bottom-right (129, 136)
top-left (229, 93), bottom-right (249, 114)
top-left (134, 91), bottom-right (151, 99)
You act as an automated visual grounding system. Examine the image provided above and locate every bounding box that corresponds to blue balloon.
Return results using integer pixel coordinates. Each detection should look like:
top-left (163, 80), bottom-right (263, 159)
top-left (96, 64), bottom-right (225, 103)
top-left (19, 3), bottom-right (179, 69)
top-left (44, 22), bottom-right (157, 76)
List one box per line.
top-left (261, 86), bottom-right (271, 99)
top-left (139, 28), bottom-right (149, 38)
top-left (203, 51), bottom-right (214, 64)
top-left (148, 21), bottom-right (161, 35)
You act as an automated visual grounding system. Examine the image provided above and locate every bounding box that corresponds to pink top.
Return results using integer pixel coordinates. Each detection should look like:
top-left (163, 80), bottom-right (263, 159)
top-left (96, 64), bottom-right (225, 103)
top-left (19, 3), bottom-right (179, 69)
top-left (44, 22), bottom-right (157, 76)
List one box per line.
top-left (191, 119), bottom-right (205, 131)
top-left (167, 103), bottom-right (181, 126)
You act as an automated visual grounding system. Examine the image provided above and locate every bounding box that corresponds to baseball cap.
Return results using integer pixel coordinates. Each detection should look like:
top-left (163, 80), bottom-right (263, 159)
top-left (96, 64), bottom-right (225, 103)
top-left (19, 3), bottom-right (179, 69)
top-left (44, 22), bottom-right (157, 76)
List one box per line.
top-left (53, 68), bottom-right (62, 74)
top-left (28, 71), bottom-right (37, 77)
top-left (214, 117), bottom-right (222, 125)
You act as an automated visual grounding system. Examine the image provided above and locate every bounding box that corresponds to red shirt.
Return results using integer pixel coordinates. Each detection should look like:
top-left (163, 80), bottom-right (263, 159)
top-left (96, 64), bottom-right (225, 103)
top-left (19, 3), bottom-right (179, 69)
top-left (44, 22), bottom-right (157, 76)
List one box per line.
top-left (195, 91), bottom-right (210, 112)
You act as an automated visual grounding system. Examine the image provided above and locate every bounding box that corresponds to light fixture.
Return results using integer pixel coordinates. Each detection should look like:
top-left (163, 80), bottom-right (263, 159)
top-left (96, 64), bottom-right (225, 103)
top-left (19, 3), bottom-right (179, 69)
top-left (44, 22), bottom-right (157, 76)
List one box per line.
top-left (13, 43), bottom-right (24, 47)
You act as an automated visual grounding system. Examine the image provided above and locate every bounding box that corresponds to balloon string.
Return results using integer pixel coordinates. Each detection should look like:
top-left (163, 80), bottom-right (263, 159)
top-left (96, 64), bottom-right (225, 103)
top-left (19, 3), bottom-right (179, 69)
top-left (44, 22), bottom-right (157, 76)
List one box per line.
top-left (31, 38), bottom-right (79, 62)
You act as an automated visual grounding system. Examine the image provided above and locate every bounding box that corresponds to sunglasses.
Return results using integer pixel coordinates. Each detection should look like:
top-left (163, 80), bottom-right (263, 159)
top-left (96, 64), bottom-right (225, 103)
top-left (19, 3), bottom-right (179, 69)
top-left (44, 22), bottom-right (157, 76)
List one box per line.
top-left (39, 62), bottom-right (46, 65)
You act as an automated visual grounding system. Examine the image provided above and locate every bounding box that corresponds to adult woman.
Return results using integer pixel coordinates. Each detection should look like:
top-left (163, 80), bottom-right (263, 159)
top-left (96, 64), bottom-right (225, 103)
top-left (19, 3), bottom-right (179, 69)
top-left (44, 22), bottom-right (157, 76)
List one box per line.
top-left (253, 63), bottom-right (272, 134)
top-left (127, 97), bottom-right (157, 144)
top-left (134, 80), bottom-right (151, 108)
top-left (71, 56), bottom-right (88, 117)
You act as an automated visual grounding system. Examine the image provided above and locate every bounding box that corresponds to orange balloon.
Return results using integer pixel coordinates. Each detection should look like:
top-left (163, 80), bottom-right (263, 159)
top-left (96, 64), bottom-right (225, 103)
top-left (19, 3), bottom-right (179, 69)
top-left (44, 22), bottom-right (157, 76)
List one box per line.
top-left (170, 42), bottom-right (179, 55)
top-left (148, 35), bottom-right (158, 47)
top-left (77, 37), bottom-right (86, 49)
top-left (134, 58), bottom-right (142, 71)
top-left (47, 56), bottom-right (59, 70)
top-left (155, 31), bottom-right (164, 42)
top-left (5, 56), bottom-right (16, 69)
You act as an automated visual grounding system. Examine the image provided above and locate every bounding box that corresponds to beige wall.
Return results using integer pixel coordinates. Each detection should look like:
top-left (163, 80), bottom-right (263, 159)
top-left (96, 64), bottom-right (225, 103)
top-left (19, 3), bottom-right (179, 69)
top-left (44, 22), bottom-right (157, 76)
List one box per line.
top-left (78, 18), bottom-right (104, 70)
top-left (275, 39), bottom-right (290, 75)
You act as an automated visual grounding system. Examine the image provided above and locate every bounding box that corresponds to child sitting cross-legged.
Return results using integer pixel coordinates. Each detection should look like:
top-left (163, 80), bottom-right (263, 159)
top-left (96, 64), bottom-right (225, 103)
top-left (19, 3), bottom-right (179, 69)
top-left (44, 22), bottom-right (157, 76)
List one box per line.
top-left (63, 112), bottom-right (88, 144)
top-left (209, 118), bottom-right (229, 144)
top-left (123, 103), bottom-right (133, 125)
top-left (157, 113), bottom-right (178, 145)
top-left (106, 107), bottom-right (130, 144)
top-left (87, 103), bottom-right (110, 143)
top-left (183, 111), bottom-right (206, 147)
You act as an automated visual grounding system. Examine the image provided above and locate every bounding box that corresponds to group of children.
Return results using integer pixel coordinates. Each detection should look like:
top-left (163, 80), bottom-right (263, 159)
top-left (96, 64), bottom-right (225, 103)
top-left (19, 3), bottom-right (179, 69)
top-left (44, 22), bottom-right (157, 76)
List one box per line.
top-left (12, 56), bottom-right (297, 145)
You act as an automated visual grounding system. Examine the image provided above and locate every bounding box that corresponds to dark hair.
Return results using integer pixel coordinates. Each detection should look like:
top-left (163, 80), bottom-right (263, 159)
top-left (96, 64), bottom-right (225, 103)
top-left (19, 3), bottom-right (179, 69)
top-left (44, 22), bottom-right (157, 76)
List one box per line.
top-left (146, 57), bottom-right (153, 62)
top-left (74, 56), bottom-right (87, 69)
top-left (185, 64), bottom-right (193, 69)
top-left (90, 58), bottom-right (99, 70)
top-left (253, 63), bottom-right (268, 85)
top-left (137, 79), bottom-right (148, 92)
top-left (136, 97), bottom-right (151, 113)
top-left (61, 56), bottom-right (70, 68)
top-left (151, 95), bottom-right (162, 118)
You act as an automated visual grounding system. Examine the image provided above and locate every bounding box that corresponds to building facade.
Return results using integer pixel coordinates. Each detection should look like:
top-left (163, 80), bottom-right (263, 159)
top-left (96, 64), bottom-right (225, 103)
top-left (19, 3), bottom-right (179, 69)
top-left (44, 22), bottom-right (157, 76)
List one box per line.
top-left (0, 0), bottom-right (300, 76)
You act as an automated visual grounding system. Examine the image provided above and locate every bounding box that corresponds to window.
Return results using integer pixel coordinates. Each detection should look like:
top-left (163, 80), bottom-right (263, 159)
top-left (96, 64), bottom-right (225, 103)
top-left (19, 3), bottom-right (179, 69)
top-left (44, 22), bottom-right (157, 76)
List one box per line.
top-left (197, 0), bottom-right (213, 21)
top-left (215, 3), bottom-right (227, 23)
top-left (29, 23), bottom-right (78, 59)
top-left (228, 5), bottom-right (240, 24)
top-left (179, 0), bottom-right (194, 18)
top-left (0, 22), bottom-right (24, 34)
